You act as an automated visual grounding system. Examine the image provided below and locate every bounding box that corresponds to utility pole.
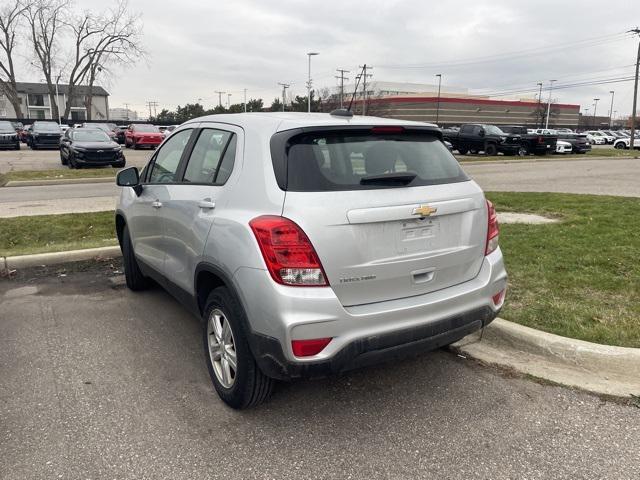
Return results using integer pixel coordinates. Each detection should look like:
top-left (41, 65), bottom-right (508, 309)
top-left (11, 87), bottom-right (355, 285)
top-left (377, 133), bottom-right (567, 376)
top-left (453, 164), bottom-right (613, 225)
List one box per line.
top-left (537, 82), bottom-right (543, 128)
top-left (593, 98), bottom-right (600, 128)
top-left (544, 79), bottom-right (556, 129)
top-left (124, 103), bottom-right (130, 121)
top-left (358, 64), bottom-right (373, 115)
top-left (146, 101), bottom-right (158, 119)
top-left (244, 88), bottom-right (247, 113)
top-left (278, 83), bottom-right (290, 112)
top-left (215, 91), bottom-right (225, 108)
top-left (629, 28), bottom-right (640, 151)
top-left (227, 93), bottom-right (232, 109)
top-left (335, 69), bottom-right (350, 108)
top-left (435, 73), bottom-right (442, 125)
top-left (608, 91), bottom-right (615, 129)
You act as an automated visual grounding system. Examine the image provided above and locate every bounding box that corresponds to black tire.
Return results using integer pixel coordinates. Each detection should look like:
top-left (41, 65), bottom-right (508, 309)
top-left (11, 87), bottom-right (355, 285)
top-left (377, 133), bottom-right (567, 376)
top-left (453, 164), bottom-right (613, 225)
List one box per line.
top-left (614, 142), bottom-right (626, 150)
top-left (125, 139), bottom-right (130, 148)
top-left (121, 225), bottom-right (149, 291)
top-left (202, 287), bottom-right (274, 409)
top-left (132, 141), bottom-right (139, 150)
top-left (60, 150), bottom-right (68, 165)
top-left (14, 143), bottom-right (20, 150)
top-left (517, 144), bottom-right (529, 156)
top-left (457, 147), bottom-right (468, 155)
top-left (68, 153), bottom-right (77, 169)
top-left (484, 143), bottom-right (497, 156)
top-left (113, 161), bottom-right (126, 168)
top-left (31, 144), bottom-right (37, 150)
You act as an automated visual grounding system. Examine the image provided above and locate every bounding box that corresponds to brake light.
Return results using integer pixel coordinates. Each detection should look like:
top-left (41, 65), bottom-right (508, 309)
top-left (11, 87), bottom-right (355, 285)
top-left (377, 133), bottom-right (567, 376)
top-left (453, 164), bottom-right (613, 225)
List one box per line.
top-left (485, 200), bottom-right (499, 255)
top-left (291, 338), bottom-right (332, 357)
top-left (249, 216), bottom-right (328, 286)
top-left (371, 126), bottom-right (404, 134)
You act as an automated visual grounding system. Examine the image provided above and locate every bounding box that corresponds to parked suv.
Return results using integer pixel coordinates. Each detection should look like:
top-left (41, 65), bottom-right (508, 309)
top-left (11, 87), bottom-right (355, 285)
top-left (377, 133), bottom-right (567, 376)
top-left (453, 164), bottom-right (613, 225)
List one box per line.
top-left (115, 113), bottom-right (507, 409)
top-left (27, 121), bottom-right (62, 149)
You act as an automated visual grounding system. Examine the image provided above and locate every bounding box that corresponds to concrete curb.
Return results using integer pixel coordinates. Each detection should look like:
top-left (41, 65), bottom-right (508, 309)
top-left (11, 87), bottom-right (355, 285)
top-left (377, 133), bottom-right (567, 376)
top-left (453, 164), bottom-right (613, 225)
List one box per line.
top-left (4, 177), bottom-right (114, 187)
top-left (1, 245), bottom-right (121, 272)
top-left (453, 318), bottom-right (640, 398)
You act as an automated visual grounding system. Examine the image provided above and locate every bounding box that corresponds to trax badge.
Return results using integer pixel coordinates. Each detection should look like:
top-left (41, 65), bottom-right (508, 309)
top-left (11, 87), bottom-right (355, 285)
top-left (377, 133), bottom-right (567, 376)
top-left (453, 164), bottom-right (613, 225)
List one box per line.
top-left (412, 205), bottom-right (437, 217)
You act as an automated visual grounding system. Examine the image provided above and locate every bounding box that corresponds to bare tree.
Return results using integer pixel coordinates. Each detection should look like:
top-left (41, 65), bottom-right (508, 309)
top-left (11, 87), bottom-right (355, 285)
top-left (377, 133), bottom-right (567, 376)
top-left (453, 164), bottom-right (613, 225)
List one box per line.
top-left (0, 0), bottom-right (28, 118)
top-left (23, 0), bottom-right (68, 121)
top-left (63, 0), bottom-right (143, 120)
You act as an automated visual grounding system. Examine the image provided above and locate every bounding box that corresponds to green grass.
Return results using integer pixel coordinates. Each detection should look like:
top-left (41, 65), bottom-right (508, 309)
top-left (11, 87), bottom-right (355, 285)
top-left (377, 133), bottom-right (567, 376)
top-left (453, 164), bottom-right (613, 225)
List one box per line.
top-left (487, 192), bottom-right (640, 348)
top-left (457, 148), bottom-right (637, 162)
top-left (0, 168), bottom-right (116, 185)
top-left (0, 211), bottom-right (117, 257)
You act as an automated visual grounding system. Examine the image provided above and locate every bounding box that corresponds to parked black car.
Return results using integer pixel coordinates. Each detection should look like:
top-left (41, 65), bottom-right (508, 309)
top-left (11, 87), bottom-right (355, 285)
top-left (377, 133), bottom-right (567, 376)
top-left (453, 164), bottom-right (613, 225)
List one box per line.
top-left (555, 132), bottom-right (591, 154)
top-left (498, 125), bottom-right (557, 156)
top-left (60, 128), bottom-right (126, 169)
top-left (442, 124), bottom-right (522, 156)
top-left (0, 120), bottom-right (20, 150)
top-left (27, 121), bottom-right (62, 149)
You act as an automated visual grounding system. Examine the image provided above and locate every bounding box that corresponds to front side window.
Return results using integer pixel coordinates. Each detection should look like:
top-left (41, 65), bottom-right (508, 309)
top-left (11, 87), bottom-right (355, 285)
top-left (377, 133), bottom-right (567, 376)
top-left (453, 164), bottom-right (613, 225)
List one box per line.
top-left (148, 129), bottom-right (193, 183)
top-left (183, 129), bottom-right (234, 184)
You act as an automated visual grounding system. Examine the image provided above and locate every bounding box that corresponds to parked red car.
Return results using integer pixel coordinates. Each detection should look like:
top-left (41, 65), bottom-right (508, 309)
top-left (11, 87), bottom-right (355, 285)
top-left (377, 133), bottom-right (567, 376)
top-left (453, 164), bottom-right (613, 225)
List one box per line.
top-left (124, 124), bottom-right (164, 149)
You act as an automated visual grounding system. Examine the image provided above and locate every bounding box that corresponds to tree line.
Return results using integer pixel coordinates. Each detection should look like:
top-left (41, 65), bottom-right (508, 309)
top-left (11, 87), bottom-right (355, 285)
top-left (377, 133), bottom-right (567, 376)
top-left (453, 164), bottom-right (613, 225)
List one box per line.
top-left (0, 0), bottom-right (144, 120)
top-left (151, 89), bottom-right (341, 124)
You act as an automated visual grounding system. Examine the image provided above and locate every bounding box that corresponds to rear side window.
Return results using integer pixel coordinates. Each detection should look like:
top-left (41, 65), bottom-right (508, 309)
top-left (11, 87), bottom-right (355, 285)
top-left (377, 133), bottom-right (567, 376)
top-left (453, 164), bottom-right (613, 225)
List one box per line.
top-left (183, 129), bottom-right (235, 184)
top-left (279, 130), bottom-right (468, 191)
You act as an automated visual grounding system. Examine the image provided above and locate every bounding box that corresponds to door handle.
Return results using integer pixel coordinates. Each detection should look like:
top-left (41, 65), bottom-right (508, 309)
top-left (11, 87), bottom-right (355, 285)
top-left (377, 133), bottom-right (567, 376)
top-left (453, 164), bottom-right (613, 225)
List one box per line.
top-left (198, 199), bottom-right (216, 210)
top-left (151, 200), bottom-right (163, 209)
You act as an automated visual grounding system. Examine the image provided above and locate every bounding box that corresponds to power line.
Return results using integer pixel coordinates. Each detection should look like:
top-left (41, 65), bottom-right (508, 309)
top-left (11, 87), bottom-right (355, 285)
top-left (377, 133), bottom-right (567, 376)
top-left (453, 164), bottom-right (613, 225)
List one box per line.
top-left (375, 31), bottom-right (632, 70)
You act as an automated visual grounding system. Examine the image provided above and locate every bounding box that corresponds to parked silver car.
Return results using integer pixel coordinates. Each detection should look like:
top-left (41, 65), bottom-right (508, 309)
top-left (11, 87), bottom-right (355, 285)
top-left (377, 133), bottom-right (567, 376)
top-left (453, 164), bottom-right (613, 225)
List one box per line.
top-left (115, 112), bottom-right (507, 409)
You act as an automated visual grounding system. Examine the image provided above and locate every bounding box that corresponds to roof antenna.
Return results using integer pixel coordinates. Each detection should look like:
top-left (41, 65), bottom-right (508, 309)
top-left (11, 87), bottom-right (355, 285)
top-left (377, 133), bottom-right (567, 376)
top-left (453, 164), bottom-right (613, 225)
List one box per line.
top-left (331, 65), bottom-right (365, 118)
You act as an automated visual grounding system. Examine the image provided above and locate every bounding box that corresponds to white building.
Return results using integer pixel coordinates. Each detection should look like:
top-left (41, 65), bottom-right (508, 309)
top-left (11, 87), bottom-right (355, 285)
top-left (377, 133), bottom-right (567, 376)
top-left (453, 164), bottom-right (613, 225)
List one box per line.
top-left (109, 108), bottom-right (139, 121)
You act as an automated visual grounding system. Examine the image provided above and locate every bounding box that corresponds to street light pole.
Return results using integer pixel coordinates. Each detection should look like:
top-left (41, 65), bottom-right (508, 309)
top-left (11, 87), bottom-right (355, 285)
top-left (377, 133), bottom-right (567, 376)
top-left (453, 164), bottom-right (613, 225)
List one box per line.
top-left (307, 52), bottom-right (319, 113)
top-left (629, 28), bottom-right (640, 152)
top-left (537, 82), bottom-right (543, 127)
top-left (244, 89), bottom-right (247, 113)
top-left (435, 73), bottom-right (442, 125)
top-left (608, 91), bottom-right (615, 129)
top-left (544, 80), bottom-right (556, 129)
top-left (592, 98), bottom-right (600, 128)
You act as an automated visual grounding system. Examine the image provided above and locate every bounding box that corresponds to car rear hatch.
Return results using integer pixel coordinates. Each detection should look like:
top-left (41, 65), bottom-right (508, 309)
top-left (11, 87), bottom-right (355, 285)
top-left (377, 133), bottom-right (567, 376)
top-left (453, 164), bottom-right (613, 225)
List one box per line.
top-left (273, 126), bottom-right (488, 307)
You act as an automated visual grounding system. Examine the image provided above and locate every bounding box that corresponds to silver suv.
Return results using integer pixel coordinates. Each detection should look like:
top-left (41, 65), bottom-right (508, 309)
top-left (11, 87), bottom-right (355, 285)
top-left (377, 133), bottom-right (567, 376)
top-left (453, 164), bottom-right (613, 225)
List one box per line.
top-left (115, 112), bottom-right (507, 409)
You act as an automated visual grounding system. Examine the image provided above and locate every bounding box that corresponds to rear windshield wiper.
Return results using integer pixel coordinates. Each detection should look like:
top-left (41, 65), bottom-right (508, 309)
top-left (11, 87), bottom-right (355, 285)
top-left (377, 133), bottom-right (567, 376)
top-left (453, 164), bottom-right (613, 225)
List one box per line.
top-left (360, 172), bottom-right (417, 185)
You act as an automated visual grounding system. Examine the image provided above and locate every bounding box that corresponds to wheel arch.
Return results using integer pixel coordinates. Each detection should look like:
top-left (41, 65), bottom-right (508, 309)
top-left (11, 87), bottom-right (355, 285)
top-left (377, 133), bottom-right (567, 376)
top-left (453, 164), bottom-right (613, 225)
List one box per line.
top-left (115, 209), bottom-right (127, 248)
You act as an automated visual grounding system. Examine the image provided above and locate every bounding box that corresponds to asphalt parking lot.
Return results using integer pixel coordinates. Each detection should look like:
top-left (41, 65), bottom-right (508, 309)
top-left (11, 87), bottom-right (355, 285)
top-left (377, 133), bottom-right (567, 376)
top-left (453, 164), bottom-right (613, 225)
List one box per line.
top-left (1, 263), bottom-right (639, 480)
top-left (0, 143), bottom-right (151, 174)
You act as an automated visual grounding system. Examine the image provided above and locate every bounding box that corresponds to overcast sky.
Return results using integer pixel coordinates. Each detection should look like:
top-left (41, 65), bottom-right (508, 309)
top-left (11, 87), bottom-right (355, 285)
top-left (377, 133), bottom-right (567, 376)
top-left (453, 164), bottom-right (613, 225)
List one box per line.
top-left (21, 0), bottom-right (640, 119)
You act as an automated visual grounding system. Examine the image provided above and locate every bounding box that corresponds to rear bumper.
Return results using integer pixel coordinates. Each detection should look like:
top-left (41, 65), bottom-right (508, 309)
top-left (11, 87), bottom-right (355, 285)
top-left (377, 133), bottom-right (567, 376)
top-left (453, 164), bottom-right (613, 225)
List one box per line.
top-left (235, 248), bottom-right (507, 380)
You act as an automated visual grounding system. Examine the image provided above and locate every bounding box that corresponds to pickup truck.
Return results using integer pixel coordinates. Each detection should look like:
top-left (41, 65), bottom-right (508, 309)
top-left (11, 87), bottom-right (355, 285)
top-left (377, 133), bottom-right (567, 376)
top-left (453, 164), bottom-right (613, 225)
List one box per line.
top-left (442, 124), bottom-right (522, 156)
top-left (499, 125), bottom-right (557, 155)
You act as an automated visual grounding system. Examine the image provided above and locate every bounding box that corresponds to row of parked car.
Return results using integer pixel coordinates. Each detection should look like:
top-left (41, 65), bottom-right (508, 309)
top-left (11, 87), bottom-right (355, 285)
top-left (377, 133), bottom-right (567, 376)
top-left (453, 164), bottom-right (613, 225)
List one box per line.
top-left (441, 124), bottom-right (592, 157)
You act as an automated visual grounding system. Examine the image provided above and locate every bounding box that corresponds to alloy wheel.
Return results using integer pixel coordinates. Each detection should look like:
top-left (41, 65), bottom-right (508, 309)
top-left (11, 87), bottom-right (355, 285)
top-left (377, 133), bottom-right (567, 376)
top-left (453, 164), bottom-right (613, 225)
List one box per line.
top-left (207, 308), bottom-right (237, 388)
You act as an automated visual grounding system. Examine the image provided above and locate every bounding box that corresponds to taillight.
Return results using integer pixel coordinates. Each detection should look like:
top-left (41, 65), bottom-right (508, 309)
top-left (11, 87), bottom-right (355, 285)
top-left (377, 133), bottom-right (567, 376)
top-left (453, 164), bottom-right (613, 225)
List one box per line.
top-left (249, 216), bottom-right (328, 286)
top-left (291, 338), bottom-right (332, 357)
top-left (485, 200), bottom-right (499, 255)
top-left (371, 126), bottom-right (404, 134)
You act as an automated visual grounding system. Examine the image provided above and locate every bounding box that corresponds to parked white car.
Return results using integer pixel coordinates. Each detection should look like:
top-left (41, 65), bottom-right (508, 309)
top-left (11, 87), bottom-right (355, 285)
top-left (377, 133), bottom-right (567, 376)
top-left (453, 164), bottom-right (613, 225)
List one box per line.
top-left (584, 131), bottom-right (614, 144)
top-left (584, 133), bottom-right (605, 145)
top-left (613, 137), bottom-right (640, 149)
top-left (555, 140), bottom-right (573, 154)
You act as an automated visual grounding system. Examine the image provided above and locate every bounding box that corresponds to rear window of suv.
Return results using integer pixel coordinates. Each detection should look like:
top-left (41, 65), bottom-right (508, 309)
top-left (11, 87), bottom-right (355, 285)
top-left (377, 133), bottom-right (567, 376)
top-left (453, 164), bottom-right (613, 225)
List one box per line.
top-left (274, 129), bottom-right (468, 191)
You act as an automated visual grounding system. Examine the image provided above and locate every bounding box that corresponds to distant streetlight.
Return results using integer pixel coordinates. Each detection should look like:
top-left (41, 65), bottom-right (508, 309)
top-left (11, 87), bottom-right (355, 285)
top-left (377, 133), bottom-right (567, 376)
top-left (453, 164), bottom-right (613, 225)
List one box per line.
top-left (593, 98), bottom-right (600, 127)
top-left (435, 74), bottom-right (442, 125)
top-left (307, 52), bottom-right (319, 113)
top-left (608, 90), bottom-right (615, 128)
top-left (544, 80), bottom-right (556, 129)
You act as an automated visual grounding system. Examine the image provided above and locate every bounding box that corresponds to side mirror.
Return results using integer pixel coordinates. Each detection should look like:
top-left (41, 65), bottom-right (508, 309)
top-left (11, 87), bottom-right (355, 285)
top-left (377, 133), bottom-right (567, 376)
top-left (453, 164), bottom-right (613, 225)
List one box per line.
top-left (116, 166), bottom-right (139, 187)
